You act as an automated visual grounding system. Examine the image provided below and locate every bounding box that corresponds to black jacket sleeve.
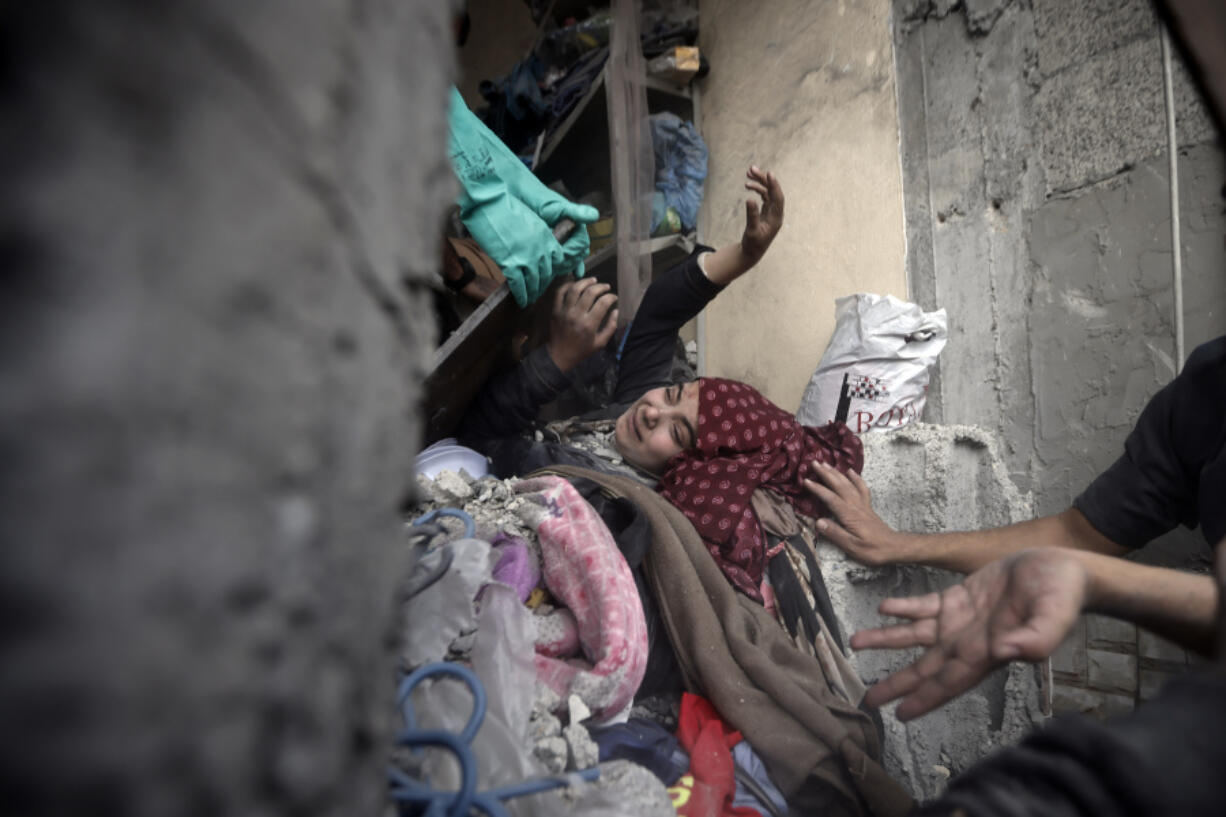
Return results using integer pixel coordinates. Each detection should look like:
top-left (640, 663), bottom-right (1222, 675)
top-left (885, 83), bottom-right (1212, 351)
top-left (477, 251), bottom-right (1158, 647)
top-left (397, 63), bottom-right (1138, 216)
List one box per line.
top-left (916, 671), bottom-right (1226, 817)
top-left (457, 345), bottom-right (571, 448)
top-left (612, 245), bottom-right (721, 404)
top-left (1073, 336), bottom-right (1226, 548)
top-left (458, 246), bottom-right (723, 472)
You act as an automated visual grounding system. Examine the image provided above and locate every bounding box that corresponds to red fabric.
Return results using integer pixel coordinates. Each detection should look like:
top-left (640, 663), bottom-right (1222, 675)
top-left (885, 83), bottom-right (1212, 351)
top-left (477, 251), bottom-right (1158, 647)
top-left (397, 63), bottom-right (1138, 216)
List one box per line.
top-left (657, 377), bottom-right (863, 600)
top-left (673, 693), bottom-right (760, 817)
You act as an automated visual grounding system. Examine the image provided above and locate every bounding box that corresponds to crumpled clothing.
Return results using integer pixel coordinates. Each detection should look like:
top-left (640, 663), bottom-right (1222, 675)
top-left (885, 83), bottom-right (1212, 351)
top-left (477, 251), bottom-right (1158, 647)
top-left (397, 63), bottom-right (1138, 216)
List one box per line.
top-left (672, 694), bottom-right (760, 817)
top-left (650, 112), bottom-right (707, 232)
top-left (490, 532), bottom-right (540, 603)
top-left (658, 378), bottom-right (863, 600)
top-left (589, 718), bottom-right (690, 786)
top-left (752, 489), bottom-right (862, 702)
top-left (550, 47), bottom-right (609, 118)
top-left (534, 607), bottom-right (581, 658)
top-left (400, 536), bottom-right (492, 669)
top-left (514, 476), bottom-right (648, 721)
top-left (542, 465), bottom-right (912, 817)
top-left (731, 741), bottom-right (788, 817)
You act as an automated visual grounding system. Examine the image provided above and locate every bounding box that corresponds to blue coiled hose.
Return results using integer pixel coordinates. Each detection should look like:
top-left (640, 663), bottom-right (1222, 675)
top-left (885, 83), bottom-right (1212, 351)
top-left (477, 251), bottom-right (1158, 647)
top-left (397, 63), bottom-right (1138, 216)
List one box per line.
top-left (390, 649), bottom-right (600, 816)
top-left (411, 507), bottom-right (477, 540)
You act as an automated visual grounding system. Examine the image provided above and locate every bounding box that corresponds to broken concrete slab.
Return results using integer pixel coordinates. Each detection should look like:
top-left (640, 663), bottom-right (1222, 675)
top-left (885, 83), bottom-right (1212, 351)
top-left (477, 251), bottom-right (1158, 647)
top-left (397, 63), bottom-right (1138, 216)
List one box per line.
top-left (432, 470), bottom-right (476, 504)
top-left (559, 760), bottom-right (675, 817)
top-left (563, 723), bottom-right (599, 771)
top-left (533, 683), bottom-right (562, 719)
top-left (819, 424), bottom-right (1044, 800)
top-left (528, 710), bottom-right (563, 743)
top-left (568, 693), bottom-right (592, 725)
top-left (533, 736), bottom-right (569, 775)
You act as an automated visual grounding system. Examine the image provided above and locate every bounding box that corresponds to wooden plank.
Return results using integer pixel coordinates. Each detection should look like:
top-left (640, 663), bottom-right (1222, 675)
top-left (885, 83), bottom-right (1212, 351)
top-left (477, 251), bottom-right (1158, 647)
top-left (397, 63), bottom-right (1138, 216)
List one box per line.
top-left (430, 283), bottom-right (512, 372)
top-left (422, 283), bottom-right (519, 443)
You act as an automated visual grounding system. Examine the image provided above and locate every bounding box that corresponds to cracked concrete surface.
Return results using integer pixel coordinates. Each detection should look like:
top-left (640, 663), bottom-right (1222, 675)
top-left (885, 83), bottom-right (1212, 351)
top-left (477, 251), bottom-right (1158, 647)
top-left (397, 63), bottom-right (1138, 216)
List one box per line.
top-left (894, 0), bottom-right (1225, 570)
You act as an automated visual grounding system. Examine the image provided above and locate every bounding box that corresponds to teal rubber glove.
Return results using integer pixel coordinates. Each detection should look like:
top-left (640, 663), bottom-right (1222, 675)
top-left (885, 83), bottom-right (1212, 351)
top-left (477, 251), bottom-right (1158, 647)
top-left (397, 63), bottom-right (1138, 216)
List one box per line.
top-left (461, 190), bottom-right (565, 306)
top-left (448, 87), bottom-right (599, 305)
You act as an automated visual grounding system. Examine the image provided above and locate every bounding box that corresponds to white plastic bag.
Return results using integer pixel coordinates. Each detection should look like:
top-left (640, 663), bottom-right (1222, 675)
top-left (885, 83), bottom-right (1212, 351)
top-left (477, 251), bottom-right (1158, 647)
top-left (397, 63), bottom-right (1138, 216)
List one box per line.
top-left (796, 294), bottom-right (947, 433)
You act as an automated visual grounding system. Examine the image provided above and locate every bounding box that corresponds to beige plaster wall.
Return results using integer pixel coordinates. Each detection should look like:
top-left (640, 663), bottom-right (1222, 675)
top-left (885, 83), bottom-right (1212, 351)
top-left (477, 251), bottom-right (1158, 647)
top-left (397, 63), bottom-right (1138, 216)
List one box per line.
top-left (697, 0), bottom-right (907, 411)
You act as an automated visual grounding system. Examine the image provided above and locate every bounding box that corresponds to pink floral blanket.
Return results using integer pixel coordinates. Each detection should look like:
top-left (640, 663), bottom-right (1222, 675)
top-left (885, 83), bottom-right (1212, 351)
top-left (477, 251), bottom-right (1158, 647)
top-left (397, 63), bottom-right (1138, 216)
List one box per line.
top-left (514, 476), bottom-right (648, 720)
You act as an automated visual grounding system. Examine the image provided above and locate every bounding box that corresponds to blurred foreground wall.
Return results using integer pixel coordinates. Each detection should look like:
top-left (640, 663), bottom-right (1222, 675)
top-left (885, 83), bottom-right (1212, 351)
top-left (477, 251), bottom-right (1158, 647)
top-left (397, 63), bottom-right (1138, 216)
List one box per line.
top-left (0, 1), bottom-right (450, 813)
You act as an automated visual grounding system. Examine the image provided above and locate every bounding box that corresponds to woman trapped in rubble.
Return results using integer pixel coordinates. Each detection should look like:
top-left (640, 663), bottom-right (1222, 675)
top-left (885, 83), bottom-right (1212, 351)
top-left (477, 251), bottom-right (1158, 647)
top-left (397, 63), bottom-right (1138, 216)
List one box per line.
top-left (459, 167), bottom-right (865, 599)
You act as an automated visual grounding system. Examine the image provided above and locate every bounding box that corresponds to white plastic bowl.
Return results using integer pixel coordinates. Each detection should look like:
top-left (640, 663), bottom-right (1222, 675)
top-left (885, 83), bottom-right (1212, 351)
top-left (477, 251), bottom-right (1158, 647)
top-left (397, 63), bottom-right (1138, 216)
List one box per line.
top-left (413, 444), bottom-right (489, 480)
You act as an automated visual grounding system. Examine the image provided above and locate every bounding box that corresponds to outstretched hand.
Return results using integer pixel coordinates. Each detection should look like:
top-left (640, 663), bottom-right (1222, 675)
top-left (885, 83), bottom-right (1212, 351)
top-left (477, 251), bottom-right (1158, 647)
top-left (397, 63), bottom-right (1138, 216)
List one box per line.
top-left (853, 548), bottom-right (1088, 721)
top-left (741, 166), bottom-right (784, 263)
top-left (804, 461), bottom-right (907, 566)
top-left (545, 277), bottom-right (618, 373)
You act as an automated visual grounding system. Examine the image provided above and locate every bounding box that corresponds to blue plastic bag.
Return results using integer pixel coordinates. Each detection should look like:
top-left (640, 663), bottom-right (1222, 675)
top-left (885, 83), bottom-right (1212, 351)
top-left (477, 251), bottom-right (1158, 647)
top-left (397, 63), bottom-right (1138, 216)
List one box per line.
top-left (650, 113), bottom-right (707, 233)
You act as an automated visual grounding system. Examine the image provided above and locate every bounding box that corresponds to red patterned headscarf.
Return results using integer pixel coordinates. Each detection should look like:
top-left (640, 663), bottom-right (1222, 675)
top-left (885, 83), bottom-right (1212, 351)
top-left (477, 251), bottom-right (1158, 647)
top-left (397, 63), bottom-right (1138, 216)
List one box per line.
top-left (657, 377), bottom-right (863, 600)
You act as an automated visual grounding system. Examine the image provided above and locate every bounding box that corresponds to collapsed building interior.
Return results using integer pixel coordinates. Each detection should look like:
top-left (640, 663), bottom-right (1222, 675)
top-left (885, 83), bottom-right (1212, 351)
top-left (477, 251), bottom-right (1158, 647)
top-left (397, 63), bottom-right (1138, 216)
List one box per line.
top-left (1, 0), bottom-right (1223, 815)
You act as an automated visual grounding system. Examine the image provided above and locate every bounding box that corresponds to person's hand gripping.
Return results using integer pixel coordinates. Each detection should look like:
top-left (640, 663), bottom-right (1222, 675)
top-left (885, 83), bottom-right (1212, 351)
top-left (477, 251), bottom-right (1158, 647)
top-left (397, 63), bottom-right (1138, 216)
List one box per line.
top-left (545, 277), bottom-right (619, 373)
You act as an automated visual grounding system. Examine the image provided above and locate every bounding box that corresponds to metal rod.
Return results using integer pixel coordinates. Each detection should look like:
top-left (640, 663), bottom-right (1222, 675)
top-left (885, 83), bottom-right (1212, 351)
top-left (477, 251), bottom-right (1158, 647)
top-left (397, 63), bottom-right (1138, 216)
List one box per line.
top-left (1160, 25), bottom-right (1185, 372)
top-left (693, 81), bottom-right (707, 376)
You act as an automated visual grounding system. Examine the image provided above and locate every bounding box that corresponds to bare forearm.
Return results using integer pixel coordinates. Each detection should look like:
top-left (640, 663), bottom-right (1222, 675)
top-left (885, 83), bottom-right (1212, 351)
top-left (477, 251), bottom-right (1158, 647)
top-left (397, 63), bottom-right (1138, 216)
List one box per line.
top-left (693, 166), bottom-right (782, 286)
top-left (1075, 549), bottom-right (1218, 656)
top-left (891, 509), bottom-right (1127, 573)
top-left (698, 243), bottom-right (757, 287)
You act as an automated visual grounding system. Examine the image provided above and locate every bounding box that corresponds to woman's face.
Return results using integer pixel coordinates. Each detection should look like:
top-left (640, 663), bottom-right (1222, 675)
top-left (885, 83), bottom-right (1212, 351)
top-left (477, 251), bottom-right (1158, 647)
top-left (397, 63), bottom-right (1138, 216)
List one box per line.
top-left (613, 381), bottom-right (700, 473)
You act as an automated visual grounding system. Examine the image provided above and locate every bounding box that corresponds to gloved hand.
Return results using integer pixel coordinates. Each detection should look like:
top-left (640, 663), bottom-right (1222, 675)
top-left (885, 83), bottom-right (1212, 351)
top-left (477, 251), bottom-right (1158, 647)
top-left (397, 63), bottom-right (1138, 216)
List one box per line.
top-left (459, 191), bottom-right (565, 306)
top-left (531, 197), bottom-right (599, 282)
top-left (448, 87), bottom-right (599, 305)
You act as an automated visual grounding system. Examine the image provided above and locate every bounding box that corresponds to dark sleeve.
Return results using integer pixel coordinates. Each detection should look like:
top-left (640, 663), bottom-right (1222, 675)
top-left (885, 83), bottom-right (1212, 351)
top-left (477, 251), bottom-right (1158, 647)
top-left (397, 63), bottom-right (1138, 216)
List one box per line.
top-left (916, 672), bottom-right (1226, 817)
top-left (611, 245), bottom-right (722, 404)
top-left (457, 345), bottom-right (570, 449)
top-left (1073, 337), bottom-right (1226, 548)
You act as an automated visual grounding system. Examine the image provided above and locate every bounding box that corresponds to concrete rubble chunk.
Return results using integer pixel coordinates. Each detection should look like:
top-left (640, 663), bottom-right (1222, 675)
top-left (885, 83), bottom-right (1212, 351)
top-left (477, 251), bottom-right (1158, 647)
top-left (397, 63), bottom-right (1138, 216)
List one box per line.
top-left (412, 475), bottom-right (538, 551)
top-left (561, 760), bottom-right (675, 817)
top-left (528, 710), bottom-right (562, 743)
top-left (533, 736), bottom-right (568, 775)
top-left (431, 470), bottom-right (474, 504)
top-left (532, 683), bottom-right (562, 719)
top-left (567, 693), bottom-right (591, 725)
top-left (563, 723), bottom-right (599, 771)
top-left (820, 424), bottom-right (1045, 800)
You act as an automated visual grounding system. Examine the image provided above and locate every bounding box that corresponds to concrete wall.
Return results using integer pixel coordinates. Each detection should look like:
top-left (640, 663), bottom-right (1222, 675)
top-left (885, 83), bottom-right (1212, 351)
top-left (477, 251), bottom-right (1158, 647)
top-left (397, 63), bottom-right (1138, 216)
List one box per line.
top-left (895, 0), bottom-right (1224, 563)
top-left (0, 1), bottom-right (449, 813)
top-left (697, 0), bottom-right (908, 412)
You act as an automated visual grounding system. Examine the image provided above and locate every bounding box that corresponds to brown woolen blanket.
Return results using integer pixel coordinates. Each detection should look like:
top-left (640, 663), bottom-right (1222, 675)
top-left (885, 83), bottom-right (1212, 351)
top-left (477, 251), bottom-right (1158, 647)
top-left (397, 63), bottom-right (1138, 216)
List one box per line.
top-left (536, 466), bottom-right (913, 817)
